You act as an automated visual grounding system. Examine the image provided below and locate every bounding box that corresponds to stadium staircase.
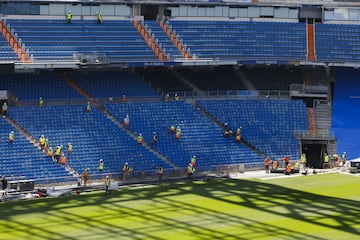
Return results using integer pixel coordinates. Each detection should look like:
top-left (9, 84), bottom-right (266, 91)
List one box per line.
top-left (306, 23), bottom-right (316, 62)
top-left (0, 19), bottom-right (31, 63)
top-left (158, 20), bottom-right (192, 60)
top-left (132, 20), bottom-right (167, 62)
top-left (144, 20), bottom-right (183, 60)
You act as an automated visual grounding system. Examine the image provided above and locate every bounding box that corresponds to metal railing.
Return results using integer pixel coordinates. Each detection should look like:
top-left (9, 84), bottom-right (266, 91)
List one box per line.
top-left (293, 130), bottom-right (336, 140)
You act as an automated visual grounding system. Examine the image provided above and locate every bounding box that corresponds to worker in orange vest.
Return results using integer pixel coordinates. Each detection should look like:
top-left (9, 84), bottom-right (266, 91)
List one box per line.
top-left (59, 154), bottom-right (67, 165)
top-left (264, 156), bottom-right (271, 173)
top-left (285, 164), bottom-right (292, 175)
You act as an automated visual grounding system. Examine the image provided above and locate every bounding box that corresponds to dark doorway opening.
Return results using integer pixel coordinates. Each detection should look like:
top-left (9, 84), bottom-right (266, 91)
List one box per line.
top-left (141, 5), bottom-right (158, 20)
top-left (302, 141), bottom-right (327, 168)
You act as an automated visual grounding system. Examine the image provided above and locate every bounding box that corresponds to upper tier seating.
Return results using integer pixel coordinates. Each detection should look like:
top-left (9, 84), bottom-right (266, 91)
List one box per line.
top-left (8, 105), bottom-right (171, 179)
top-left (0, 118), bottom-right (74, 184)
top-left (0, 37), bottom-right (18, 62)
top-left (197, 99), bottom-right (308, 160)
top-left (167, 20), bottom-right (307, 61)
top-left (5, 19), bottom-right (159, 62)
top-left (144, 20), bottom-right (182, 59)
top-left (104, 101), bottom-right (264, 169)
top-left (315, 23), bottom-right (360, 63)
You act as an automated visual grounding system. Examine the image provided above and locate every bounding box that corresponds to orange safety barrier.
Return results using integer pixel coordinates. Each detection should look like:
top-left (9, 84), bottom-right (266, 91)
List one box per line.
top-left (0, 20), bottom-right (31, 63)
top-left (133, 20), bottom-right (167, 62)
top-left (158, 20), bottom-right (191, 60)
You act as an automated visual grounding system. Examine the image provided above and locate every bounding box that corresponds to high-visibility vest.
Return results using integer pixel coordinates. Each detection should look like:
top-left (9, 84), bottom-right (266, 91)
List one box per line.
top-left (67, 13), bottom-right (72, 20)
top-left (294, 162), bottom-right (300, 169)
top-left (47, 149), bottom-right (53, 156)
top-left (99, 162), bottom-right (104, 171)
top-left (301, 154), bottom-right (306, 163)
top-left (9, 133), bottom-right (14, 141)
top-left (55, 147), bottom-right (61, 156)
top-left (97, 13), bottom-right (103, 22)
top-left (60, 156), bottom-right (67, 164)
top-left (105, 178), bottom-right (110, 187)
top-left (324, 155), bottom-right (329, 163)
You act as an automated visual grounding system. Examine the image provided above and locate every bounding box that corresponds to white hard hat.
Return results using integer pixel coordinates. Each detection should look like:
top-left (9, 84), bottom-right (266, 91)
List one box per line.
top-left (125, 162), bottom-right (128, 165)
top-left (11, 131), bottom-right (14, 134)
top-left (106, 175), bottom-right (109, 178)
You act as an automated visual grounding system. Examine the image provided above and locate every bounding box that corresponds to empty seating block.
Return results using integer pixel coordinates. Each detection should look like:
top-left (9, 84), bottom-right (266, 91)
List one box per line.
top-left (69, 70), bottom-right (159, 98)
top-left (197, 99), bottom-right (308, 160)
top-left (5, 19), bottom-right (159, 63)
top-left (315, 23), bottom-right (360, 63)
top-left (167, 20), bottom-right (307, 62)
top-left (0, 71), bottom-right (82, 101)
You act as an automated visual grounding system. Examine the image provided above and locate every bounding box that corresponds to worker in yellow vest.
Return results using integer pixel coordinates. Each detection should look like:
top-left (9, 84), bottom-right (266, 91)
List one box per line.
top-left (8, 131), bottom-right (14, 143)
top-left (105, 175), bottom-right (110, 193)
top-left (99, 159), bottom-right (104, 172)
top-left (137, 133), bottom-right (143, 145)
top-left (67, 11), bottom-right (73, 24)
top-left (97, 12), bottom-right (103, 24)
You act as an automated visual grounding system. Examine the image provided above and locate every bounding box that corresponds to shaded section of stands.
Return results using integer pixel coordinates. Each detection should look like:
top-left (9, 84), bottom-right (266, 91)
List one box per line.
top-left (0, 118), bottom-right (74, 183)
top-left (68, 70), bottom-right (159, 98)
top-left (141, 68), bottom-right (191, 94)
top-left (242, 66), bottom-right (304, 90)
top-left (8, 105), bottom-right (171, 179)
top-left (168, 20), bottom-right (307, 61)
top-left (197, 99), bottom-right (308, 160)
top-left (177, 66), bottom-right (247, 91)
top-left (331, 67), bottom-right (360, 158)
top-left (0, 71), bottom-right (82, 101)
top-left (105, 101), bottom-right (263, 169)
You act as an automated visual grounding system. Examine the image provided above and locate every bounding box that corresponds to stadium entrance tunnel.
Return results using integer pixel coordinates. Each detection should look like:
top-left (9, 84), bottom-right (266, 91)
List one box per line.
top-left (302, 141), bottom-right (327, 169)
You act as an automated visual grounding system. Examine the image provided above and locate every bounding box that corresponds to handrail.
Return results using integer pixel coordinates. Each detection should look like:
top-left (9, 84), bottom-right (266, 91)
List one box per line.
top-left (293, 130), bottom-right (336, 140)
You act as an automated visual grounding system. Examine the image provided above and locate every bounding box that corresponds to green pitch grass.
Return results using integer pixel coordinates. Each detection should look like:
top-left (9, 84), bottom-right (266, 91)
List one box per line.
top-left (0, 173), bottom-right (359, 240)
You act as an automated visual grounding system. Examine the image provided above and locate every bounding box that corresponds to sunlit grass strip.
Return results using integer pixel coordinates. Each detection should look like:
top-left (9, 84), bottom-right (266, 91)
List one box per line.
top-left (0, 173), bottom-right (359, 240)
